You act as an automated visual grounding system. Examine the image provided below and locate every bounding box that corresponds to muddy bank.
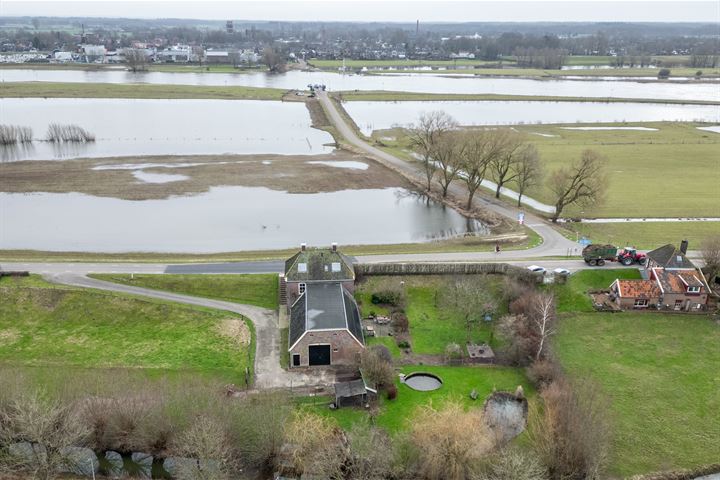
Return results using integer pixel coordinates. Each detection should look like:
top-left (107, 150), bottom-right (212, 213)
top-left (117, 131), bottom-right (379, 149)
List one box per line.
top-left (0, 152), bottom-right (412, 200)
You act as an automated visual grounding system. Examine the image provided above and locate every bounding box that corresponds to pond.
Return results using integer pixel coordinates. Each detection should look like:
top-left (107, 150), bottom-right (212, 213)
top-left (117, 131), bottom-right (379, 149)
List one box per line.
top-left (0, 98), bottom-right (333, 161)
top-left (403, 372), bottom-right (443, 391)
top-left (1, 68), bottom-right (717, 101)
top-left (0, 187), bottom-right (488, 252)
top-left (343, 100), bottom-right (720, 135)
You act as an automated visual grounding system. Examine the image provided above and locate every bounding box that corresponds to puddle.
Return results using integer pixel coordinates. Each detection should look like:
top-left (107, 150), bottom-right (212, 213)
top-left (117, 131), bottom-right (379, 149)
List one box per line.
top-left (132, 171), bottom-right (189, 184)
top-left (560, 126), bottom-right (659, 131)
top-left (306, 160), bottom-right (369, 170)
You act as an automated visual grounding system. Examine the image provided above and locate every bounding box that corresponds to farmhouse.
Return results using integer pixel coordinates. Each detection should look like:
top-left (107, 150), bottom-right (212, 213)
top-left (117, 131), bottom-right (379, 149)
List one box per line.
top-left (285, 244), bottom-right (364, 367)
top-left (609, 240), bottom-right (710, 311)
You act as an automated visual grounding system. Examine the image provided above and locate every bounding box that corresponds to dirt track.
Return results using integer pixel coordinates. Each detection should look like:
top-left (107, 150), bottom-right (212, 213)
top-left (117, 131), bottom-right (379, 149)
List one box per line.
top-left (0, 152), bottom-right (412, 200)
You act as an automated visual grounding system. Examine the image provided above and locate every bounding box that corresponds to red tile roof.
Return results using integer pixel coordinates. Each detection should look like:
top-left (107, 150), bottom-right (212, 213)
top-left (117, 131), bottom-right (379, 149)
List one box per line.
top-left (616, 279), bottom-right (661, 299)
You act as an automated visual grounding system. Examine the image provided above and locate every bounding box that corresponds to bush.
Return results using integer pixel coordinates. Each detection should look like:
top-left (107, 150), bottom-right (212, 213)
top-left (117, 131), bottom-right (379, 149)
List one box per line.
top-left (359, 348), bottom-right (395, 389)
top-left (526, 359), bottom-right (562, 389)
top-left (284, 411), bottom-right (346, 478)
top-left (657, 68), bottom-right (671, 79)
top-left (392, 311), bottom-right (409, 333)
top-left (371, 344), bottom-right (393, 364)
top-left (369, 278), bottom-right (406, 307)
top-left (483, 447), bottom-right (549, 480)
top-left (386, 384), bottom-right (398, 400)
top-left (397, 340), bottom-right (411, 349)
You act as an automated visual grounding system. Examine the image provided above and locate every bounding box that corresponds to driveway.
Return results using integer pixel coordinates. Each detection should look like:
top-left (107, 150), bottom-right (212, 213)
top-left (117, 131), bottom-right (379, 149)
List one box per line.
top-left (43, 273), bottom-right (332, 389)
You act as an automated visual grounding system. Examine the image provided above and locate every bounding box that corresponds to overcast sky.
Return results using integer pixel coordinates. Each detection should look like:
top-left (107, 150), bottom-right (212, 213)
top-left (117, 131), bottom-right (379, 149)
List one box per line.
top-left (1, 0), bottom-right (718, 23)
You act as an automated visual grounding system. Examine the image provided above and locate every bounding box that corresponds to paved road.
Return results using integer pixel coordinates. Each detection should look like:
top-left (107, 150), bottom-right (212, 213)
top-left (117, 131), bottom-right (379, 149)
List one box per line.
top-left (316, 90), bottom-right (579, 259)
top-left (43, 273), bottom-right (332, 389)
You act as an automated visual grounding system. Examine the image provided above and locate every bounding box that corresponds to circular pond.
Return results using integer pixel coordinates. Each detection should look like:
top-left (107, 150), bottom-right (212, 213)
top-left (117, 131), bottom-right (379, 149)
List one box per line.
top-left (403, 372), bottom-right (443, 391)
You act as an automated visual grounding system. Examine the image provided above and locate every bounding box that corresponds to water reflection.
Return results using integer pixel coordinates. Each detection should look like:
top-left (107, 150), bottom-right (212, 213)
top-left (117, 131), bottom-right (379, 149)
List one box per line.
top-left (0, 143), bottom-right (36, 162)
top-left (0, 187), bottom-right (488, 252)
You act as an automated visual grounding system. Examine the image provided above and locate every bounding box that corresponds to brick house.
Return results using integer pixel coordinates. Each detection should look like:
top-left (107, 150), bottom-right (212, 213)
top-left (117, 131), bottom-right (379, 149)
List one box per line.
top-left (285, 245), bottom-right (364, 367)
top-left (609, 240), bottom-right (710, 311)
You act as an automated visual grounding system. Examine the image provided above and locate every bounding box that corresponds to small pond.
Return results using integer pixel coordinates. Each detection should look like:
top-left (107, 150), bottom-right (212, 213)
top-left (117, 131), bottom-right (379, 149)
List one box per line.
top-left (0, 98), bottom-right (333, 161)
top-left (403, 372), bottom-right (443, 391)
top-left (0, 186), bottom-right (488, 253)
top-left (344, 100), bottom-right (720, 135)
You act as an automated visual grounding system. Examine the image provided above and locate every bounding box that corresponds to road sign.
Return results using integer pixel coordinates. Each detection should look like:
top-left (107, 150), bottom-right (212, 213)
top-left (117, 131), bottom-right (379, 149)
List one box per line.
top-left (517, 212), bottom-right (525, 225)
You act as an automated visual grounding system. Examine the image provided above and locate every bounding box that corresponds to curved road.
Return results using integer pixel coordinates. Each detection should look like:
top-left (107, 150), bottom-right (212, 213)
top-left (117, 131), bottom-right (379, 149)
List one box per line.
top-left (43, 273), bottom-right (333, 389)
top-left (316, 90), bottom-right (578, 260)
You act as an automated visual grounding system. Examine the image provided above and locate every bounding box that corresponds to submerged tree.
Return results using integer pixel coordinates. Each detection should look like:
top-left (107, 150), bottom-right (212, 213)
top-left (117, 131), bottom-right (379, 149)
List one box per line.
top-left (408, 111), bottom-right (458, 192)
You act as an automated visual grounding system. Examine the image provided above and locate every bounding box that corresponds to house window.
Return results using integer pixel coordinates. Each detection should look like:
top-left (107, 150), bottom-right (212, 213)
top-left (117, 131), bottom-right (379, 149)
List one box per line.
top-left (687, 286), bottom-right (700, 293)
top-left (299, 283), bottom-right (306, 295)
top-left (298, 262), bottom-right (307, 273)
top-left (292, 354), bottom-right (301, 367)
top-left (633, 299), bottom-right (648, 308)
top-left (331, 262), bottom-right (341, 272)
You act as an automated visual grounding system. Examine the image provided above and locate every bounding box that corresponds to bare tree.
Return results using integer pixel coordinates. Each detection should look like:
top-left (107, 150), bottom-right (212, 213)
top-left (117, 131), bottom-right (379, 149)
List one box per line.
top-left (531, 293), bottom-right (556, 361)
top-left (124, 48), bottom-right (148, 72)
top-left (432, 130), bottom-right (464, 198)
top-left (407, 111), bottom-right (458, 191)
top-left (346, 425), bottom-right (395, 480)
top-left (548, 149), bottom-right (608, 222)
top-left (530, 379), bottom-right (611, 480)
top-left (358, 347), bottom-right (395, 390)
top-left (482, 447), bottom-right (549, 480)
top-left (410, 401), bottom-right (492, 480)
top-left (441, 276), bottom-right (498, 343)
top-left (172, 416), bottom-right (234, 480)
top-left (458, 129), bottom-right (506, 209)
top-left (284, 411), bottom-right (346, 478)
top-left (488, 129), bottom-right (527, 199)
top-left (701, 235), bottom-right (720, 287)
top-left (262, 46), bottom-right (286, 73)
top-left (514, 145), bottom-right (542, 208)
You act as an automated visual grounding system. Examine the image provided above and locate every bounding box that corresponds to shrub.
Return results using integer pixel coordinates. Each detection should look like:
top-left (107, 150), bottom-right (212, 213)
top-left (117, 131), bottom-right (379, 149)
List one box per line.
top-left (657, 68), bottom-right (671, 79)
top-left (371, 344), bottom-right (393, 364)
top-left (369, 278), bottom-right (406, 307)
top-left (392, 311), bottom-right (409, 333)
top-left (359, 348), bottom-right (395, 389)
top-left (397, 340), bottom-right (411, 349)
top-left (46, 124), bottom-right (95, 143)
top-left (386, 384), bottom-right (398, 400)
top-left (284, 411), bottom-right (346, 478)
top-left (526, 358), bottom-right (562, 389)
top-left (346, 425), bottom-right (395, 479)
top-left (482, 447), bottom-right (549, 480)
top-left (0, 125), bottom-right (33, 145)
top-left (445, 343), bottom-right (463, 361)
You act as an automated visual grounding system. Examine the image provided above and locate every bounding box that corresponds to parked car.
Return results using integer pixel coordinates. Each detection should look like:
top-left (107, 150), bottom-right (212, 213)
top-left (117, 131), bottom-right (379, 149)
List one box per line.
top-left (553, 268), bottom-right (571, 275)
top-left (527, 265), bottom-right (546, 274)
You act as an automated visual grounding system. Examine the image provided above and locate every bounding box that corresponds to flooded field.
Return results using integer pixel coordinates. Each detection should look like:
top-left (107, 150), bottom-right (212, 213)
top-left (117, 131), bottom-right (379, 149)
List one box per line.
top-left (1, 68), bottom-right (717, 101)
top-left (344, 100), bottom-right (720, 135)
top-left (0, 98), bottom-right (333, 161)
top-left (0, 187), bottom-right (487, 252)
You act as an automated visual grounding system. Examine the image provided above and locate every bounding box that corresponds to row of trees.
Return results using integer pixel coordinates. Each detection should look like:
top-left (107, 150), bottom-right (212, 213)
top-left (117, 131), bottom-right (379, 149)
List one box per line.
top-left (408, 111), bottom-right (608, 222)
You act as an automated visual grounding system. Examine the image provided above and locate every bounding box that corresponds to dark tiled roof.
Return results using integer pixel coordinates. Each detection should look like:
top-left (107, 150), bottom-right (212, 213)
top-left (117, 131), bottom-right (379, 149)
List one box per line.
top-left (343, 289), bottom-right (364, 345)
top-left (306, 283), bottom-right (347, 330)
top-left (647, 244), bottom-right (695, 269)
top-left (288, 282), bottom-right (364, 349)
top-left (289, 294), bottom-right (307, 348)
top-left (285, 248), bottom-right (355, 282)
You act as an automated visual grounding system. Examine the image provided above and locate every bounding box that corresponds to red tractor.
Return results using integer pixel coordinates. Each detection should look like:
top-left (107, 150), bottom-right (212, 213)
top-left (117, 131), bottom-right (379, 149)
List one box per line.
top-left (616, 247), bottom-right (646, 266)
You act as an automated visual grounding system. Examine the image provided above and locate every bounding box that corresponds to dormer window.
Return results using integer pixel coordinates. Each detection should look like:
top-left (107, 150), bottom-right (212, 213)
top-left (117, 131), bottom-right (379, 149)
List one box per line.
top-left (298, 262), bottom-right (307, 273)
top-left (687, 286), bottom-right (701, 294)
top-left (331, 262), bottom-right (341, 272)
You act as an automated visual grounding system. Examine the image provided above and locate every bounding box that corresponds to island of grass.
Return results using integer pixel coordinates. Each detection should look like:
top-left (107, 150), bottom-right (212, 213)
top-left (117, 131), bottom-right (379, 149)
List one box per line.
top-left (90, 273), bottom-right (279, 310)
top-left (552, 269), bottom-right (720, 476)
top-left (0, 275), bottom-right (255, 381)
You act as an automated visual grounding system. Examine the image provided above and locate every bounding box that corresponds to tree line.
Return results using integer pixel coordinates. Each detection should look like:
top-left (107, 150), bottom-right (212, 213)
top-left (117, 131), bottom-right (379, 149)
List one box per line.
top-left (408, 111), bottom-right (608, 222)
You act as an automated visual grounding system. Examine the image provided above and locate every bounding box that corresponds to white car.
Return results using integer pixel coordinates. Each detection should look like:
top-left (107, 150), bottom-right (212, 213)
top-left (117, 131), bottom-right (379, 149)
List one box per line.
top-left (527, 265), bottom-right (546, 274)
top-left (553, 268), bottom-right (571, 275)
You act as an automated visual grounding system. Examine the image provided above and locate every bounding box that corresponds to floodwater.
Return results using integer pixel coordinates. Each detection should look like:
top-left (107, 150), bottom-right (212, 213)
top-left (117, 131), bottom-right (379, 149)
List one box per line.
top-left (1, 69), bottom-right (717, 101)
top-left (0, 187), bottom-right (488, 252)
top-left (0, 98), bottom-right (333, 161)
top-left (344, 100), bottom-right (720, 135)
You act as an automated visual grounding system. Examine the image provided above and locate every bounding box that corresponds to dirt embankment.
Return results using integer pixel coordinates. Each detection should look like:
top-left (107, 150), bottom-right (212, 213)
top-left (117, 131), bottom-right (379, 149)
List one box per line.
top-left (0, 152), bottom-right (413, 201)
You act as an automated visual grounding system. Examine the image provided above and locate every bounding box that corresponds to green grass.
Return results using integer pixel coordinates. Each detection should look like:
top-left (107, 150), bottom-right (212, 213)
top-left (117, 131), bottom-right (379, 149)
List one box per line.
top-left (555, 312), bottom-right (720, 476)
top-left (0, 276), bottom-right (254, 380)
top-left (305, 365), bottom-right (533, 434)
top-left (355, 276), bottom-right (505, 354)
top-left (90, 273), bottom-right (279, 310)
top-left (552, 269), bottom-right (642, 312)
top-left (559, 222), bottom-right (720, 250)
top-left (336, 91), bottom-right (718, 106)
top-left (374, 122), bottom-right (720, 218)
top-left (0, 82), bottom-right (287, 100)
top-left (309, 58), bottom-right (504, 69)
top-left (369, 67), bottom-right (719, 78)
top-left (366, 336), bottom-right (402, 358)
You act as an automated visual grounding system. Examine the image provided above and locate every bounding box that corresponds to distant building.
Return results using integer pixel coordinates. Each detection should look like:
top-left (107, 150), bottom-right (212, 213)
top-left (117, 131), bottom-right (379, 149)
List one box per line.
top-left (284, 244), bottom-right (364, 367)
top-left (157, 44), bottom-right (196, 63)
top-left (79, 44), bottom-right (106, 63)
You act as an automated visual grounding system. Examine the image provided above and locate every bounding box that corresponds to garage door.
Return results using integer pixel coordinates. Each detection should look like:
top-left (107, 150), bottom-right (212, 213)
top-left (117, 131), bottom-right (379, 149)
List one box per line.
top-left (308, 345), bottom-right (331, 366)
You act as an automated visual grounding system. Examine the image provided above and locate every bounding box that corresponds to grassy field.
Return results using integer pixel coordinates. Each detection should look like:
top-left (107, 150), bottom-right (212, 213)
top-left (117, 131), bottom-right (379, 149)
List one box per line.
top-left (0, 228), bottom-right (539, 264)
top-left (0, 81), bottom-right (287, 100)
top-left (90, 274), bottom-right (279, 310)
top-left (372, 122), bottom-right (720, 218)
top-left (555, 312), bottom-right (719, 476)
top-left (355, 276), bottom-right (506, 354)
top-left (368, 67), bottom-right (719, 78)
top-left (305, 364), bottom-right (532, 434)
top-left (308, 58), bottom-right (504, 69)
top-left (551, 269), bottom-right (720, 475)
top-left (559, 222), bottom-right (720, 250)
top-left (335, 90), bottom-right (718, 105)
top-left (0, 276), bottom-right (255, 380)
